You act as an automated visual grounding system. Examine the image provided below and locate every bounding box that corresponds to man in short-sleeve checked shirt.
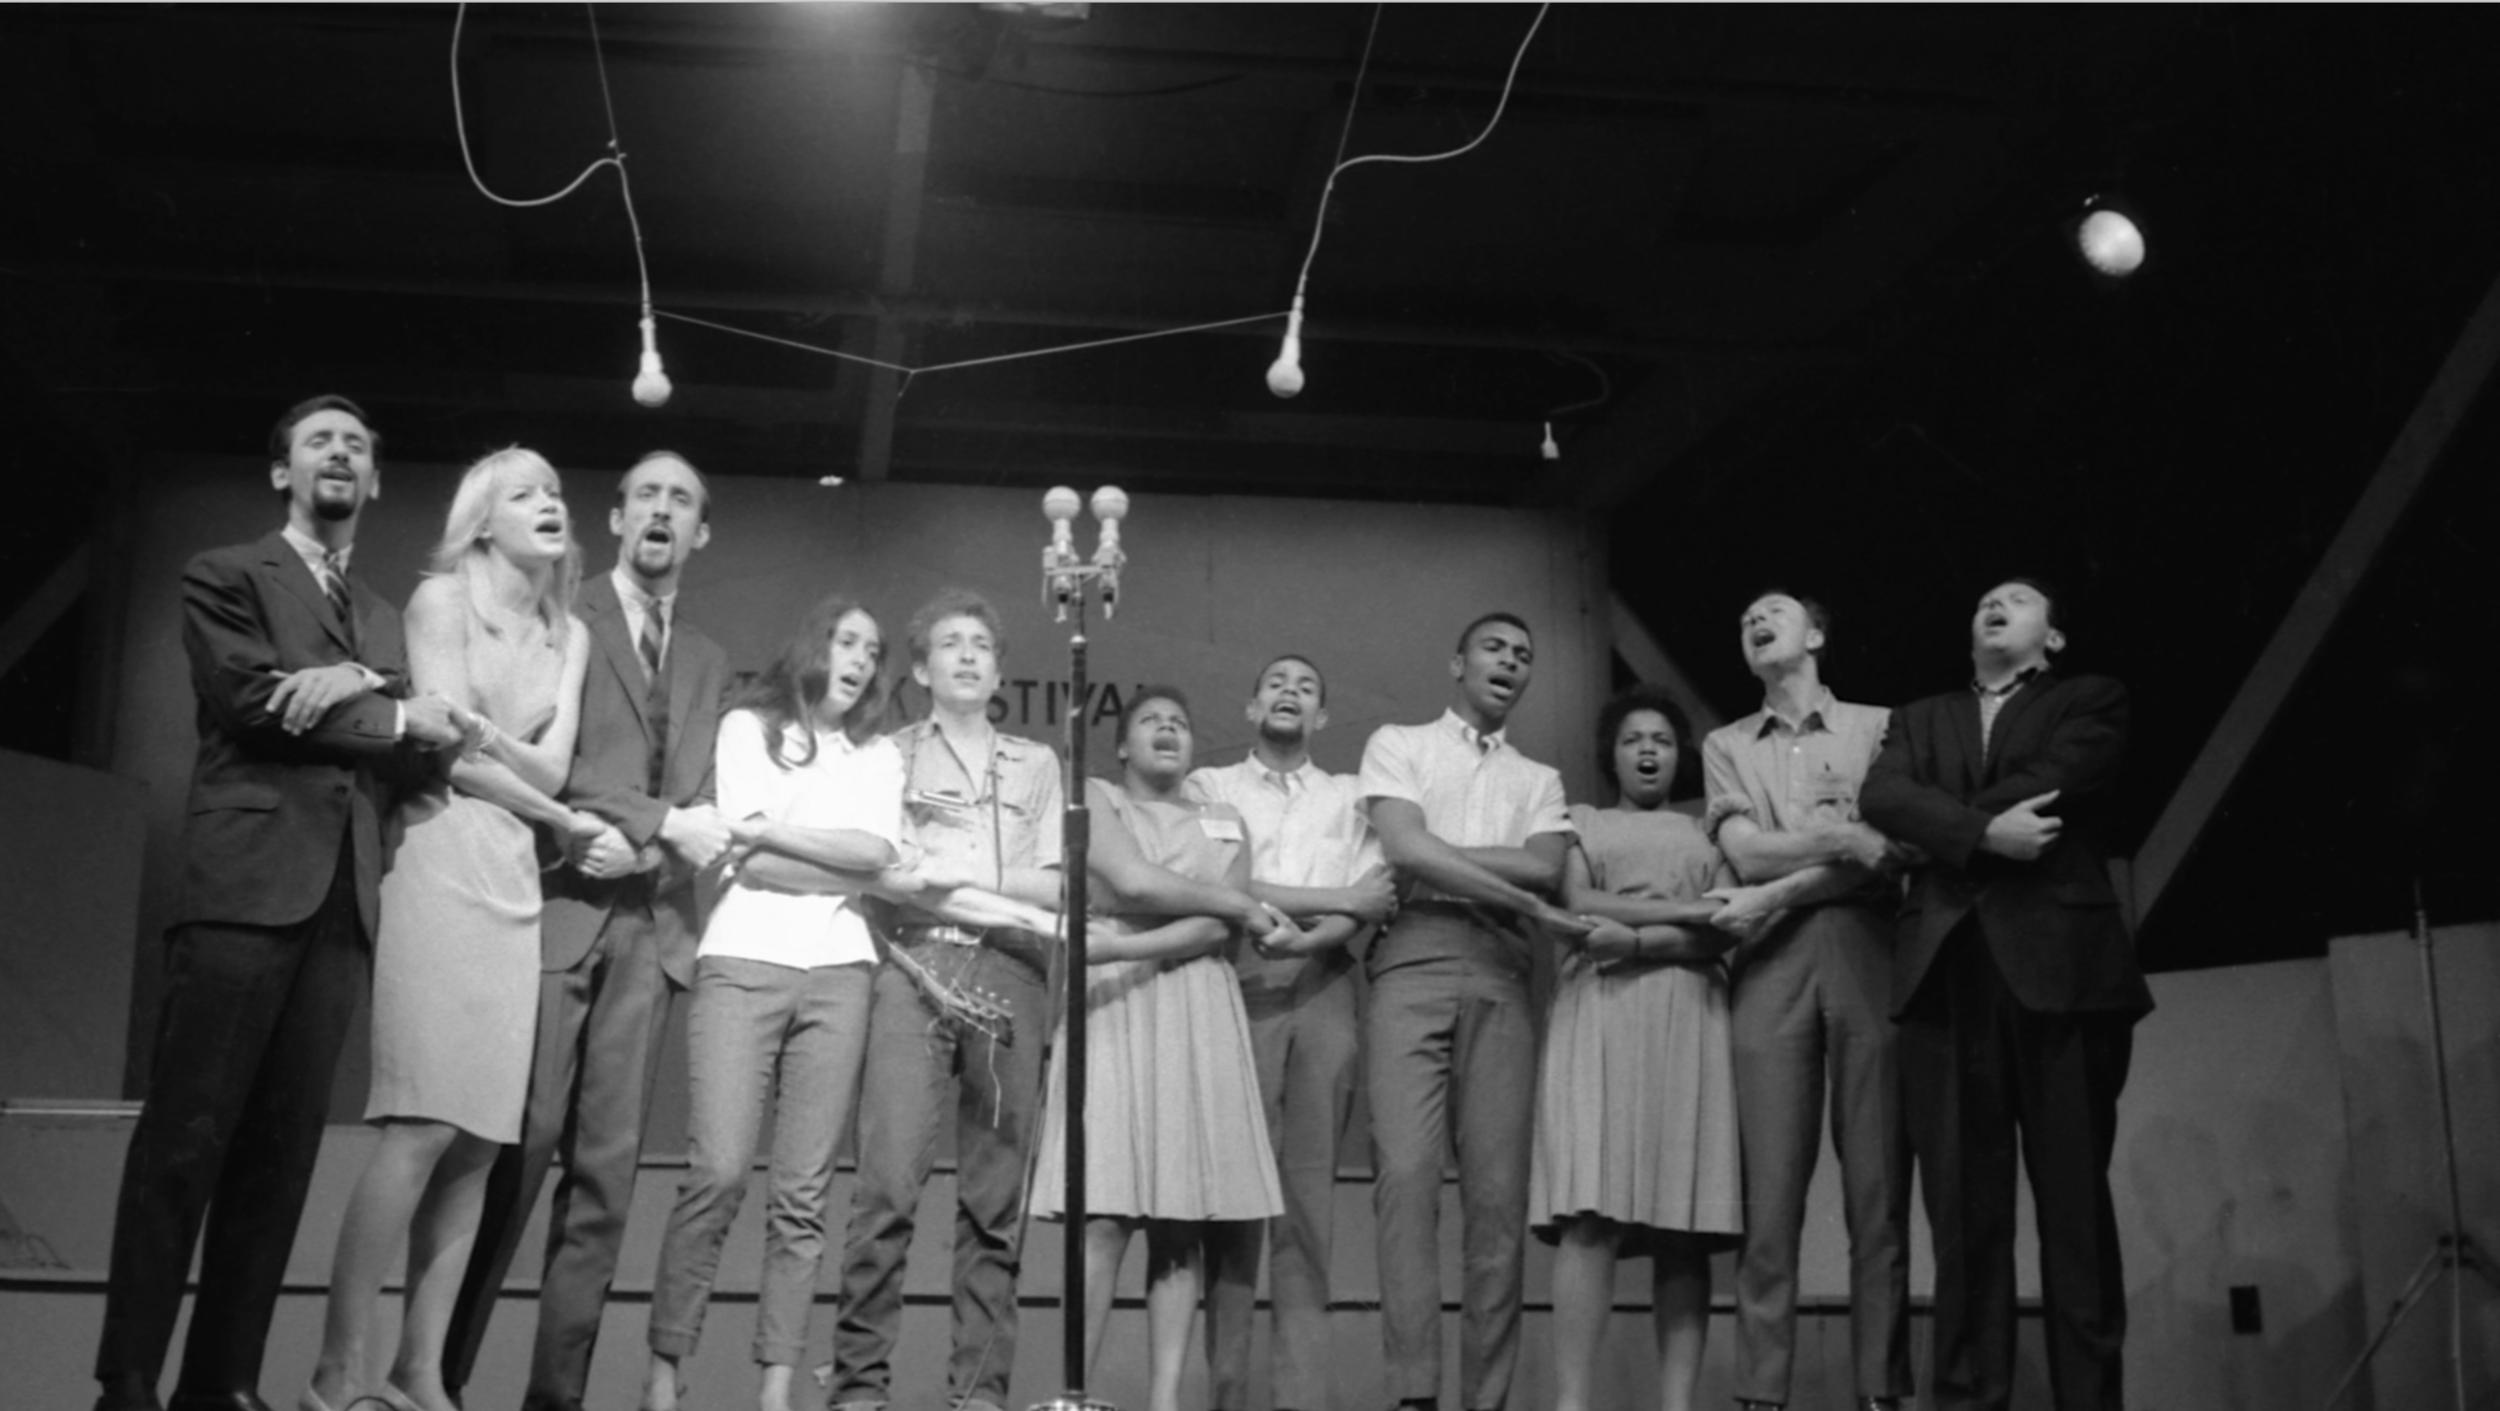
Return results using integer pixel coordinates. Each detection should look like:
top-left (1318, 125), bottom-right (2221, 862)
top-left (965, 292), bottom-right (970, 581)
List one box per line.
top-left (1357, 613), bottom-right (1585, 1411)
top-left (1700, 590), bottom-right (1913, 1411)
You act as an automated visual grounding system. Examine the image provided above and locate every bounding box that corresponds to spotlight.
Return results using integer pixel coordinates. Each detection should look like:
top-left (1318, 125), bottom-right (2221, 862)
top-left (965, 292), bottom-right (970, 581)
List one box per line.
top-left (1539, 421), bottom-right (1560, 461)
top-left (1266, 297), bottom-right (1306, 398)
top-left (2075, 205), bottom-right (2146, 278)
top-left (632, 314), bottom-right (673, 407)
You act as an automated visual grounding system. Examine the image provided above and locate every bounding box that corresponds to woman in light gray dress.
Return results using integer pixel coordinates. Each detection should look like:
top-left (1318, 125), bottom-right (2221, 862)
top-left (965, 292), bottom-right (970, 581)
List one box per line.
top-left (304, 447), bottom-right (601, 1411)
top-left (1029, 686), bottom-right (1293, 1411)
top-left (1534, 686), bottom-right (1743, 1411)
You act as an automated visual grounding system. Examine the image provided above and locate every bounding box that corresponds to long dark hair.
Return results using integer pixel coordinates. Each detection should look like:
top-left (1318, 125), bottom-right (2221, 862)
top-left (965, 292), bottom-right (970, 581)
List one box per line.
top-left (733, 594), bottom-right (888, 769)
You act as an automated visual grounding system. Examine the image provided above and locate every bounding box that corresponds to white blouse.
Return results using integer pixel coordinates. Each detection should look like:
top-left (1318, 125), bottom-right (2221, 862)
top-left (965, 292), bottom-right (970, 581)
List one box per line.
top-left (699, 708), bottom-right (904, 970)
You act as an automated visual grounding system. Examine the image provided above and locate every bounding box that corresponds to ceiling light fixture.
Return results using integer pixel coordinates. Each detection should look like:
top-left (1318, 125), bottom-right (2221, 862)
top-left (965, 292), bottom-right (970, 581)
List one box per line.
top-left (2076, 198), bottom-right (2147, 277)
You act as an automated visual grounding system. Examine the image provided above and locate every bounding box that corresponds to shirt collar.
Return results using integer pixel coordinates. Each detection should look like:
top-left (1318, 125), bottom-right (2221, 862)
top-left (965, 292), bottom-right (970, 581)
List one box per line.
top-left (1754, 686), bottom-right (1837, 739)
top-left (1438, 706), bottom-right (1508, 756)
top-left (1251, 754), bottom-right (1319, 792)
top-left (280, 523), bottom-right (349, 576)
top-left (1972, 664), bottom-right (2046, 699)
top-left (612, 565), bottom-right (675, 617)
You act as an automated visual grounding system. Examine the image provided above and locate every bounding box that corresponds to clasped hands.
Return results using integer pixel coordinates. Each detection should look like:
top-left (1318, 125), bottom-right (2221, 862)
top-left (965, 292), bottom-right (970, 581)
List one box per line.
top-left (564, 803), bottom-right (733, 882)
top-left (263, 663), bottom-right (492, 755)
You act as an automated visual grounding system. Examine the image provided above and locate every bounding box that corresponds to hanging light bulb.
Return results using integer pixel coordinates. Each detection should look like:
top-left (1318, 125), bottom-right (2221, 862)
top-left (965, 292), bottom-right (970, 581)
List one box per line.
top-left (1540, 421), bottom-right (1560, 461)
top-left (632, 313), bottom-right (673, 408)
top-left (2074, 200), bottom-right (2146, 278)
top-left (1265, 295), bottom-right (1306, 398)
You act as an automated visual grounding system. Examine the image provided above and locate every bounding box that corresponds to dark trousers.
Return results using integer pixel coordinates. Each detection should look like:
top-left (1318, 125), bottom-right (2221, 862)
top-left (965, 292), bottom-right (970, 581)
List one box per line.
top-left (446, 907), bottom-right (677, 1406)
top-left (833, 940), bottom-right (1048, 1411)
top-left (1900, 919), bottom-right (2134, 1411)
top-left (1729, 902), bottom-right (1913, 1404)
top-left (94, 848), bottom-right (367, 1398)
top-left (1363, 909), bottom-right (1538, 1411)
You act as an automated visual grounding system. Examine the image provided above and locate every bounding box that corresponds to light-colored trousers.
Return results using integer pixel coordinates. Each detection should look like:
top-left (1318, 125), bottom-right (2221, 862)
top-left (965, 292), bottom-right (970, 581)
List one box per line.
top-left (649, 955), bottom-right (873, 1366)
top-left (1729, 901), bottom-right (1913, 1404)
top-left (1364, 907), bottom-right (1539, 1411)
top-left (1204, 959), bottom-right (1361, 1410)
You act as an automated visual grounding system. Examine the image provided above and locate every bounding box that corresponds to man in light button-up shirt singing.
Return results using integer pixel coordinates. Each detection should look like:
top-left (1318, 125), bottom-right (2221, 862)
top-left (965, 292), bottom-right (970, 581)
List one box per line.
top-left (1188, 654), bottom-right (1395, 1411)
top-left (1701, 590), bottom-right (1914, 1411)
top-left (1357, 613), bottom-right (1588, 1411)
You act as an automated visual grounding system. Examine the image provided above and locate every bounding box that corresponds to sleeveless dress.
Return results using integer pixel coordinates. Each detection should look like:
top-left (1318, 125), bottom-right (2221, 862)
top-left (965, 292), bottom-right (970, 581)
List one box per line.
top-left (365, 589), bottom-right (566, 1143)
top-left (1030, 781), bottom-right (1283, 1222)
top-left (1530, 803), bottom-right (1743, 1244)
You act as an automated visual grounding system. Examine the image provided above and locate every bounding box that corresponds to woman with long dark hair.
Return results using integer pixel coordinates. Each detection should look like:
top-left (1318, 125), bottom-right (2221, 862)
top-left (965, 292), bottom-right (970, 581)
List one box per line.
top-left (638, 595), bottom-right (910, 1411)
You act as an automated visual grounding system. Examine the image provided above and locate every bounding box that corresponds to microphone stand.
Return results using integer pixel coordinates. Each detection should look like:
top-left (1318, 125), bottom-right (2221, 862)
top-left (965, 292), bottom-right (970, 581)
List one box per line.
top-left (1033, 490), bottom-right (1122, 1411)
top-left (2324, 879), bottom-right (2499, 1410)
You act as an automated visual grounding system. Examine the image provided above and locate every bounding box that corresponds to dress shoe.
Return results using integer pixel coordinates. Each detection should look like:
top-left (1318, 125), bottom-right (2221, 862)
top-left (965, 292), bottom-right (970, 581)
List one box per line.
top-left (95, 1374), bottom-right (162, 1411)
top-left (167, 1392), bottom-right (276, 1411)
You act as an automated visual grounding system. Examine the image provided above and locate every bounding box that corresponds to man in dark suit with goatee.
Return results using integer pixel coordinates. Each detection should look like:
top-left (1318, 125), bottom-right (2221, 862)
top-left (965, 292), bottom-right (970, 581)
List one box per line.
top-left (93, 395), bottom-right (475, 1411)
top-left (1861, 577), bottom-right (2152, 1411)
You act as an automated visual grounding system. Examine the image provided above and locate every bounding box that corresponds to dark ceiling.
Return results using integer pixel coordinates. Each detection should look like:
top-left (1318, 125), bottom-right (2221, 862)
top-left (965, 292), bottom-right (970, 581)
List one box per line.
top-left (3, 4), bottom-right (2495, 968)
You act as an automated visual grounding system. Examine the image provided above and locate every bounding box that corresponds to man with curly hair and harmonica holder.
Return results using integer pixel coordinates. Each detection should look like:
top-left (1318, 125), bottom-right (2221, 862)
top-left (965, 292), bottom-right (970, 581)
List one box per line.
top-left (830, 588), bottom-right (1068, 1411)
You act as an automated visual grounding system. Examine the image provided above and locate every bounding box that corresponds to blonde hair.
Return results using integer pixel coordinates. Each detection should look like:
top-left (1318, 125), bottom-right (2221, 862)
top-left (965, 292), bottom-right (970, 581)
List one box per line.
top-left (427, 445), bottom-right (582, 634)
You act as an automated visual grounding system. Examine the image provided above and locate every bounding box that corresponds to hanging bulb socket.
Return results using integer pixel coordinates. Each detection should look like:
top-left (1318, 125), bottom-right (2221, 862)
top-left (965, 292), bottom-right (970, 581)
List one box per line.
top-left (632, 313), bottom-right (673, 408)
top-left (1265, 296), bottom-right (1306, 399)
top-left (1540, 421), bottom-right (1560, 461)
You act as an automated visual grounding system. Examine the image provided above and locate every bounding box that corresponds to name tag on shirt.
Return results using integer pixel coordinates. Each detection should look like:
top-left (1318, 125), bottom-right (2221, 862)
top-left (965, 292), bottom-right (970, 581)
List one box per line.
top-left (1198, 815), bottom-right (1244, 842)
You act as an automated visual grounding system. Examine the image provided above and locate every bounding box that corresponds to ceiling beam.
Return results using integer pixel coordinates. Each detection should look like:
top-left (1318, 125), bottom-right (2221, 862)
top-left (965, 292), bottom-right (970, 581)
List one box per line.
top-left (1608, 591), bottom-right (1725, 736)
top-left (2131, 258), bottom-right (2500, 927)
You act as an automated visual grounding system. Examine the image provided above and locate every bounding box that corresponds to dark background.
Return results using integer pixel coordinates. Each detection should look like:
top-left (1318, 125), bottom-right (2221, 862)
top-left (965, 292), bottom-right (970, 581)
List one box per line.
top-left (3, 4), bottom-right (2494, 970)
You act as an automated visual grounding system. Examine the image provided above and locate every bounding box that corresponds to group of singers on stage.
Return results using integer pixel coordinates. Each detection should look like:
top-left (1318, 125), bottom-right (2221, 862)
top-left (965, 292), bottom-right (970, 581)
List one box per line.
top-left (92, 395), bottom-right (2148, 1411)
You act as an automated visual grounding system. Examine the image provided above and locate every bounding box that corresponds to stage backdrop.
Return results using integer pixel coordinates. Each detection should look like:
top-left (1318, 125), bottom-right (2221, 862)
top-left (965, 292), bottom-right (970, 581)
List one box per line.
top-left (103, 455), bottom-right (1610, 1104)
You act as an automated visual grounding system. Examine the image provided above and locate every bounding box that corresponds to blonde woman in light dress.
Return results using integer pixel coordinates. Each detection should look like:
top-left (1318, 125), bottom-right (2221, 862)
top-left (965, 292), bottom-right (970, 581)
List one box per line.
top-left (1029, 686), bottom-right (1298, 1411)
top-left (1533, 686), bottom-right (1744, 1411)
top-left (305, 448), bottom-right (602, 1411)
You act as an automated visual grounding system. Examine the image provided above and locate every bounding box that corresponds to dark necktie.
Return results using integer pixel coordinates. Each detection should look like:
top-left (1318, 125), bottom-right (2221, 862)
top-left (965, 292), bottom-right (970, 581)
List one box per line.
top-left (642, 603), bottom-right (672, 793)
top-left (322, 554), bottom-right (360, 652)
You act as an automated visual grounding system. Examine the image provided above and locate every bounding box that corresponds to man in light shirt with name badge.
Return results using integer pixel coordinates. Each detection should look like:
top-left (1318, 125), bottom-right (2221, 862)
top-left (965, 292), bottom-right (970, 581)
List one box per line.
top-left (1188, 654), bottom-right (1395, 1411)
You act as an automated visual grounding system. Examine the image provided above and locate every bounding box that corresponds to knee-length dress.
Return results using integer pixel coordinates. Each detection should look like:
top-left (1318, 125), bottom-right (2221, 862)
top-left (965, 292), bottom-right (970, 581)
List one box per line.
top-left (1030, 780), bottom-right (1283, 1222)
top-left (1530, 803), bottom-right (1742, 1243)
top-left (365, 592), bottom-right (565, 1143)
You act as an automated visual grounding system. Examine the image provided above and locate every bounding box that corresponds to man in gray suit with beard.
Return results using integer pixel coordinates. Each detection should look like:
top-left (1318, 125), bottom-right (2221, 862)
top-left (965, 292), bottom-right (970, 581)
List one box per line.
top-left (447, 450), bottom-right (732, 1411)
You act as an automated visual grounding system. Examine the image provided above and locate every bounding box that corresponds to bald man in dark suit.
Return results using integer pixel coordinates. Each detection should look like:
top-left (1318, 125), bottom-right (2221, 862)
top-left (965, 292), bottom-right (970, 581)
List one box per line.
top-left (1861, 578), bottom-right (2151, 1411)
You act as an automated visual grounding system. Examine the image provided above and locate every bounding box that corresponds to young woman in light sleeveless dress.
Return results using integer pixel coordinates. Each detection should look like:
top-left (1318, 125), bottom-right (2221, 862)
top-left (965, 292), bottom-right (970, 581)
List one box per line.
top-left (1030, 686), bottom-right (1295, 1411)
top-left (1533, 686), bottom-right (1744, 1411)
top-left (305, 448), bottom-right (601, 1411)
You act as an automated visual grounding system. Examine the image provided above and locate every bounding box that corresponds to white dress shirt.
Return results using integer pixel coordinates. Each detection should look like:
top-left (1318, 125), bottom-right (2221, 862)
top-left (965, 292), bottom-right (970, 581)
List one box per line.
top-left (701, 709), bottom-right (903, 970)
top-left (1358, 708), bottom-right (1571, 904)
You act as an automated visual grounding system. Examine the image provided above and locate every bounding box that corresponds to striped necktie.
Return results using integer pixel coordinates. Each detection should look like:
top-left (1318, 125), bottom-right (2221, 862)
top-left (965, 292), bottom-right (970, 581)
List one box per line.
top-left (641, 601), bottom-right (671, 792)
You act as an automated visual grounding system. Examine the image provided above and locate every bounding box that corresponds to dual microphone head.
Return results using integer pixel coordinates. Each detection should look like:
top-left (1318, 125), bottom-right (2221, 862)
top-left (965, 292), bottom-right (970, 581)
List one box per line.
top-left (1044, 485), bottom-right (1128, 619)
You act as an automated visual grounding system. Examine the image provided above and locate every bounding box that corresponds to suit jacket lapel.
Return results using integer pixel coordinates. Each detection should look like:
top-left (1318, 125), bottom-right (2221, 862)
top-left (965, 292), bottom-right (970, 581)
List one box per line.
top-left (1946, 692), bottom-right (1987, 796)
top-left (581, 578), bottom-right (655, 738)
top-left (662, 629), bottom-right (699, 782)
top-left (1983, 673), bottom-right (2054, 778)
top-left (260, 531), bottom-right (358, 655)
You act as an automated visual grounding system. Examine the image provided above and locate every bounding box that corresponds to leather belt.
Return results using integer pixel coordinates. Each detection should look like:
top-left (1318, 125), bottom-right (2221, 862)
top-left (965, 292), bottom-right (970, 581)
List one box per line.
top-left (896, 922), bottom-right (988, 947)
